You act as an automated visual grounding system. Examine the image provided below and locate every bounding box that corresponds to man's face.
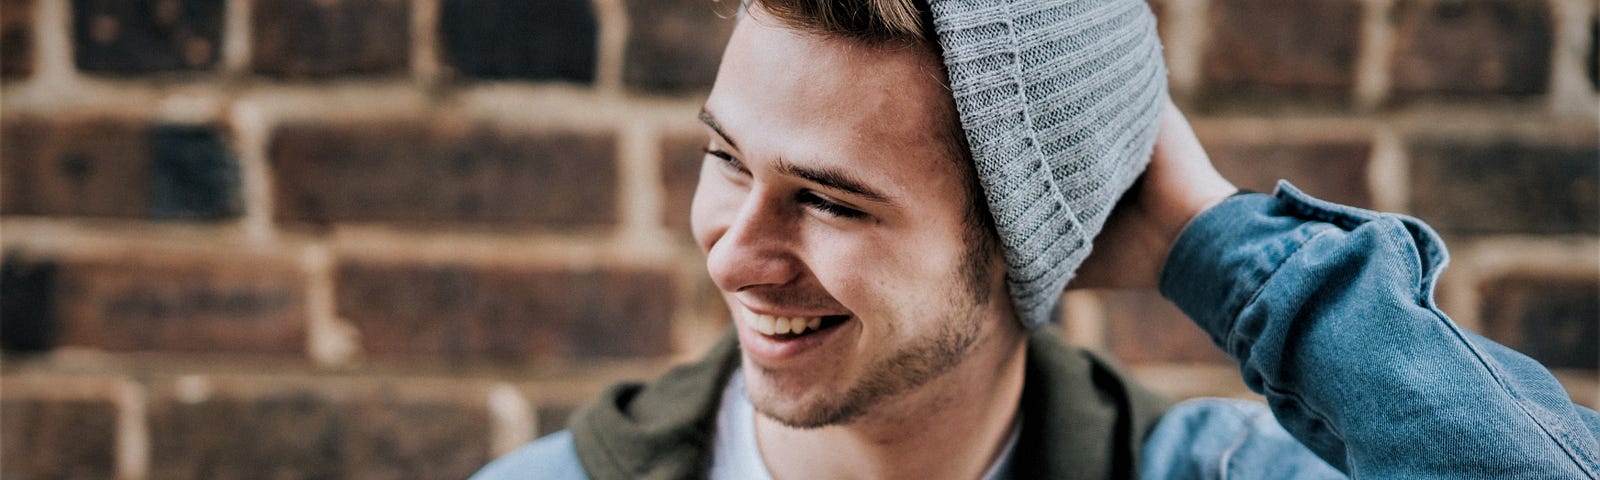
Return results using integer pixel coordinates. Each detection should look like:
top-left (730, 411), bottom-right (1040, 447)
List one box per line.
top-left (692, 9), bottom-right (1015, 428)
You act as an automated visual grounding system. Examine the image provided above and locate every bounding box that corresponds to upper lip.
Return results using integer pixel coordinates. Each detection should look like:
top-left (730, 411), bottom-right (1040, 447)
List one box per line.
top-left (736, 302), bottom-right (851, 319)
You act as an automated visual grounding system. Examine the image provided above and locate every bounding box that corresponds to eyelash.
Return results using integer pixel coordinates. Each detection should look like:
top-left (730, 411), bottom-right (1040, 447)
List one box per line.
top-left (702, 147), bottom-right (867, 220)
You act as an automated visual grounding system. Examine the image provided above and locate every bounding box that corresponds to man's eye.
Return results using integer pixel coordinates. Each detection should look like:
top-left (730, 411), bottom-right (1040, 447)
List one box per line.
top-left (798, 191), bottom-right (866, 219)
top-left (703, 147), bottom-right (745, 172)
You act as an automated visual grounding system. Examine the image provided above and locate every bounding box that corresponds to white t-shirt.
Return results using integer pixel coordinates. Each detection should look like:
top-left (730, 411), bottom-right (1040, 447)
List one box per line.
top-left (709, 368), bottom-right (1020, 480)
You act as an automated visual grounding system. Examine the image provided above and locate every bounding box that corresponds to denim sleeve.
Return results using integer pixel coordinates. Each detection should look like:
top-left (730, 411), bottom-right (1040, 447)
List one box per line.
top-left (1157, 181), bottom-right (1600, 478)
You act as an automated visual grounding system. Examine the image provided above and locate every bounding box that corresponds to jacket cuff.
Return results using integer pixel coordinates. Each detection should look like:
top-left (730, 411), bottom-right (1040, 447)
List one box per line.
top-left (1157, 182), bottom-right (1342, 347)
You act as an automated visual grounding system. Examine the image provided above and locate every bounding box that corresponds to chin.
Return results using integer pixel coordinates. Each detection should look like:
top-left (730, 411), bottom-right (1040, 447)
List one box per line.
top-left (743, 365), bottom-right (868, 429)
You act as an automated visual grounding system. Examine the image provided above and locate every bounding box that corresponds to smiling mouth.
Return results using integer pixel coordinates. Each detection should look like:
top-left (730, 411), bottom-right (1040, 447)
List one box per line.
top-left (744, 313), bottom-right (852, 339)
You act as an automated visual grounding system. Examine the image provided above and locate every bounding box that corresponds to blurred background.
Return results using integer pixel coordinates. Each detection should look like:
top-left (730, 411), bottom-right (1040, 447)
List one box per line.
top-left (0, 0), bottom-right (1595, 478)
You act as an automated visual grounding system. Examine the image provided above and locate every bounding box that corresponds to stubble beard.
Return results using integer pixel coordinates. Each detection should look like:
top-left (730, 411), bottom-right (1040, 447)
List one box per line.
top-left (751, 311), bottom-right (983, 429)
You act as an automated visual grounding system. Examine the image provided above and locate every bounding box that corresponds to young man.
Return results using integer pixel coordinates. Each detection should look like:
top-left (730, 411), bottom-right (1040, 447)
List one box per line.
top-left (476, 0), bottom-right (1600, 478)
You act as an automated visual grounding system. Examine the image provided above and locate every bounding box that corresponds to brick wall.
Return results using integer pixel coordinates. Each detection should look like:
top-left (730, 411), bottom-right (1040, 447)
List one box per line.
top-left (1, 0), bottom-right (1595, 477)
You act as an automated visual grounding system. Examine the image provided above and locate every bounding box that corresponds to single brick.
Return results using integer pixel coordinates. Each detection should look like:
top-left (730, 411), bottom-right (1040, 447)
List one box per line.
top-left (439, 0), bottom-right (596, 82)
top-left (251, 0), bottom-right (410, 78)
top-left (1, 117), bottom-right (151, 218)
top-left (1203, 136), bottom-right (1373, 207)
top-left (336, 261), bottom-right (676, 362)
top-left (1, 0), bottom-right (33, 79)
top-left (148, 390), bottom-right (342, 479)
top-left (0, 252), bottom-right (58, 351)
top-left (1390, 0), bottom-right (1553, 96)
top-left (0, 118), bottom-right (241, 221)
top-left (622, 0), bottom-right (736, 93)
top-left (1, 251), bottom-right (305, 353)
top-left (150, 125), bottom-right (241, 220)
top-left (536, 403), bottom-right (579, 437)
top-left (661, 133), bottom-right (706, 237)
top-left (341, 392), bottom-right (491, 478)
top-left (270, 121), bottom-right (617, 229)
top-left (72, 0), bottom-right (224, 74)
top-left (1094, 290), bottom-right (1233, 365)
top-left (1202, 0), bottom-right (1361, 101)
top-left (0, 398), bottom-right (118, 478)
top-left (1479, 275), bottom-right (1599, 370)
top-left (1409, 139), bottom-right (1599, 235)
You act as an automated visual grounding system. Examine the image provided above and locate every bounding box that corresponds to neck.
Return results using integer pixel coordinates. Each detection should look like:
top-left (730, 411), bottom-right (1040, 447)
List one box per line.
top-left (755, 327), bottom-right (1028, 480)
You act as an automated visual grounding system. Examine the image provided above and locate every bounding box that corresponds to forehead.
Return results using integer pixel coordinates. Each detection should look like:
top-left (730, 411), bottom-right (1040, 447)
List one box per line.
top-left (704, 9), bottom-right (962, 185)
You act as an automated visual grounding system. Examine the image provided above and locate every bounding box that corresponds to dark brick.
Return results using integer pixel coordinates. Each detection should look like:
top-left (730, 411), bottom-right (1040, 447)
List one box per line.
top-left (251, 0), bottom-right (410, 78)
top-left (1409, 139), bottom-right (1599, 235)
top-left (337, 261), bottom-right (676, 362)
top-left (536, 403), bottom-right (578, 437)
top-left (1, 251), bottom-right (305, 353)
top-left (1479, 275), bottom-right (1599, 370)
top-left (150, 125), bottom-right (241, 220)
top-left (661, 133), bottom-right (705, 237)
top-left (341, 391), bottom-right (491, 479)
top-left (0, 398), bottom-right (118, 479)
top-left (270, 121), bottom-right (618, 229)
top-left (72, 0), bottom-right (223, 74)
top-left (1095, 290), bottom-right (1233, 365)
top-left (1390, 0), bottom-right (1552, 97)
top-left (622, 0), bottom-right (736, 93)
top-left (1, 252), bottom-right (58, 351)
top-left (1202, 0), bottom-right (1361, 101)
top-left (149, 390), bottom-right (342, 479)
top-left (1203, 136), bottom-right (1373, 208)
top-left (1, 117), bottom-right (152, 218)
top-left (0, 118), bottom-right (241, 221)
top-left (1, 0), bottom-right (32, 79)
top-left (440, 0), bottom-right (596, 82)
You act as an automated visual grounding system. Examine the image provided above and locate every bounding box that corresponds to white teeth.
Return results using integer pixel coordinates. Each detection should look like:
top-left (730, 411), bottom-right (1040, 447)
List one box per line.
top-left (746, 312), bottom-right (827, 336)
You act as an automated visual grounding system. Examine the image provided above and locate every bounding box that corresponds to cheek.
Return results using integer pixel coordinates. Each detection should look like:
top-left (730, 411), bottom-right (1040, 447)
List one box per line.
top-left (810, 229), bottom-right (967, 318)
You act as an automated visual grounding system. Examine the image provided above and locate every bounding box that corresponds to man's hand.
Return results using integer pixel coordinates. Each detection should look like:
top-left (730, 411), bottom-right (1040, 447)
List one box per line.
top-left (1070, 100), bottom-right (1237, 289)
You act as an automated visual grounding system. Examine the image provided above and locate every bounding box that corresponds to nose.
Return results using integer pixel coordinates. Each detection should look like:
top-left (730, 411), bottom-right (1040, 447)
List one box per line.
top-left (703, 189), bottom-right (803, 293)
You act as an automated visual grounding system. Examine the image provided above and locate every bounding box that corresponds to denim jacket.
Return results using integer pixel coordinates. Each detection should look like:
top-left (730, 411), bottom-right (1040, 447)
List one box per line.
top-left (476, 183), bottom-right (1600, 479)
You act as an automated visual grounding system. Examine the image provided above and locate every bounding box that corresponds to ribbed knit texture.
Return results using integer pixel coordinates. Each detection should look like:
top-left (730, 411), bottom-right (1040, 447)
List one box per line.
top-left (930, 0), bottom-right (1167, 329)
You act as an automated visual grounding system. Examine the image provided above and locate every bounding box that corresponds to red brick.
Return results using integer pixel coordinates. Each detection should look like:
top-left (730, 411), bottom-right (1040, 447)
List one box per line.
top-left (336, 261), bottom-right (676, 362)
top-left (1095, 290), bottom-right (1233, 365)
top-left (1409, 139), bottom-right (1599, 235)
top-left (440, 0), bottom-right (596, 82)
top-left (72, 0), bottom-right (224, 74)
top-left (622, 0), bottom-right (736, 93)
top-left (0, 117), bottom-right (241, 221)
top-left (1203, 136), bottom-right (1373, 208)
top-left (1, 250), bottom-right (306, 353)
top-left (1, 117), bottom-right (151, 218)
top-left (1390, 0), bottom-right (1552, 97)
top-left (1202, 0), bottom-right (1362, 102)
top-left (270, 121), bottom-right (618, 230)
top-left (251, 0), bottom-right (410, 79)
top-left (661, 133), bottom-right (705, 238)
top-left (1479, 275), bottom-right (1598, 370)
top-left (148, 387), bottom-right (488, 478)
top-left (1, 0), bottom-right (32, 79)
top-left (0, 398), bottom-right (118, 478)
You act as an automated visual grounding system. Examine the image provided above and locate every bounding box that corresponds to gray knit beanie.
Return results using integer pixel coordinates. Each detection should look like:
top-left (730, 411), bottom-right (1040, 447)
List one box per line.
top-left (928, 0), bottom-right (1168, 329)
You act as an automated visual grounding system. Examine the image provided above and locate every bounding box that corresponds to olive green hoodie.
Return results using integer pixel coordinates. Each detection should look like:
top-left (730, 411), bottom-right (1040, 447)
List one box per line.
top-left (567, 330), bottom-right (1171, 479)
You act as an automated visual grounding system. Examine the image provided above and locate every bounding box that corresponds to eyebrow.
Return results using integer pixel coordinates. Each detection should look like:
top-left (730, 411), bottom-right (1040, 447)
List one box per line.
top-left (698, 108), bottom-right (738, 151)
top-left (699, 107), bottom-right (895, 205)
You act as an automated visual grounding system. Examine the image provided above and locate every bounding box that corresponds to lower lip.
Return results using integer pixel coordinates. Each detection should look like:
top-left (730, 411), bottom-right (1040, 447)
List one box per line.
top-left (737, 316), bottom-right (853, 364)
